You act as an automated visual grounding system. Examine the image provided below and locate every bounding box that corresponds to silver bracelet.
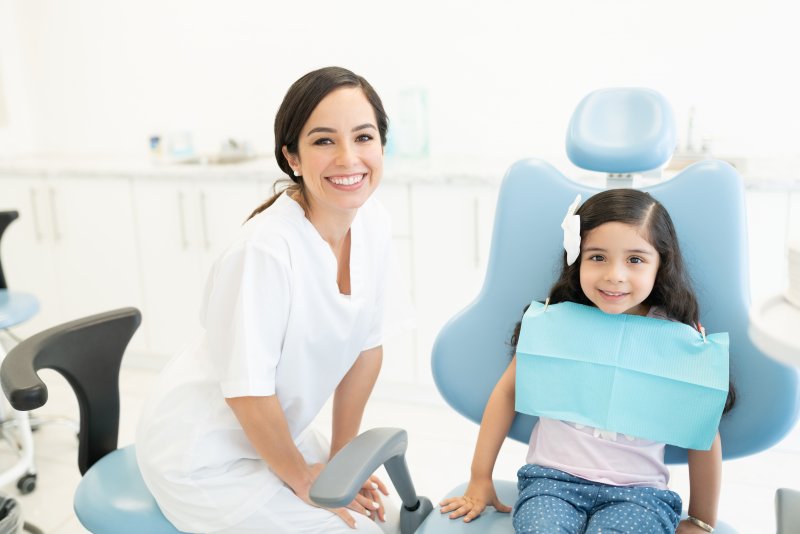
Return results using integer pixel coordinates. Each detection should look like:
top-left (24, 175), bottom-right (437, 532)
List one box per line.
top-left (687, 515), bottom-right (714, 532)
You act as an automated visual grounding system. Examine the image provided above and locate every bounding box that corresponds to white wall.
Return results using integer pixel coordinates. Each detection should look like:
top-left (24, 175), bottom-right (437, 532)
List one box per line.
top-left (1, 0), bottom-right (799, 174)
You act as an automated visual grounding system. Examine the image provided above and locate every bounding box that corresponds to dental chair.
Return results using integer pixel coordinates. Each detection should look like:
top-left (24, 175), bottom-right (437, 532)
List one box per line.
top-left (311, 88), bottom-right (800, 533)
top-left (0, 307), bottom-right (184, 533)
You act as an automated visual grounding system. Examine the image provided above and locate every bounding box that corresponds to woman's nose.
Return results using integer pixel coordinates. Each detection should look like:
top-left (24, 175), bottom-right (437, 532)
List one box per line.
top-left (335, 141), bottom-right (357, 166)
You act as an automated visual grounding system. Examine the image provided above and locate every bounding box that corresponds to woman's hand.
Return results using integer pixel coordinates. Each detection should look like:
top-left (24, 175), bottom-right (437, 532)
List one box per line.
top-left (347, 474), bottom-right (390, 521)
top-left (438, 478), bottom-right (512, 522)
top-left (676, 519), bottom-right (712, 533)
top-left (294, 463), bottom-right (357, 529)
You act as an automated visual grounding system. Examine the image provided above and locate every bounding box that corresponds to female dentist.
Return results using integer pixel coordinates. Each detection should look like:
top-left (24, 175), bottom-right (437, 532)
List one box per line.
top-left (136, 66), bottom-right (395, 534)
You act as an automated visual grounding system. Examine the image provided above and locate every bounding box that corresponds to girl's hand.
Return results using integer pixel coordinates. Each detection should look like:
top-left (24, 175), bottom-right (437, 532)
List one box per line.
top-left (347, 474), bottom-right (390, 521)
top-left (676, 519), bottom-right (711, 533)
top-left (295, 463), bottom-right (357, 529)
top-left (438, 479), bottom-right (512, 522)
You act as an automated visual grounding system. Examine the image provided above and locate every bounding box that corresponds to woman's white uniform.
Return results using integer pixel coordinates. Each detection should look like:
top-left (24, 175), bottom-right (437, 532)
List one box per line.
top-left (136, 192), bottom-right (392, 533)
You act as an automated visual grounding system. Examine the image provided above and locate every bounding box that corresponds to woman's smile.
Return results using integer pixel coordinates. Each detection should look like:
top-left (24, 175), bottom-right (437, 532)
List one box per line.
top-left (326, 172), bottom-right (367, 189)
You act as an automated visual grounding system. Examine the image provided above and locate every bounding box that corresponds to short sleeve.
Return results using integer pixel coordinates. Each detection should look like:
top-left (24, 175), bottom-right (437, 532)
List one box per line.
top-left (202, 240), bottom-right (292, 397)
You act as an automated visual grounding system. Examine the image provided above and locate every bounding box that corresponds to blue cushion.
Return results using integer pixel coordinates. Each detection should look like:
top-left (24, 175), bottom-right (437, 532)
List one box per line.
top-left (566, 88), bottom-right (677, 173)
top-left (74, 445), bottom-right (182, 534)
top-left (416, 480), bottom-right (516, 533)
top-left (0, 289), bottom-right (38, 329)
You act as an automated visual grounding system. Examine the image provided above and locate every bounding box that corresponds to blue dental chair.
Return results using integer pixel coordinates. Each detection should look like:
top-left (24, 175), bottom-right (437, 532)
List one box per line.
top-left (0, 307), bottom-right (184, 533)
top-left (312, 88), bottom-right (800, 533)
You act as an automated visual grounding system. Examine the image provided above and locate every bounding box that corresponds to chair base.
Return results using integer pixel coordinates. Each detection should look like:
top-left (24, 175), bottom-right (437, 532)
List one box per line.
top-left (74, 445), bottom-right (182, 534)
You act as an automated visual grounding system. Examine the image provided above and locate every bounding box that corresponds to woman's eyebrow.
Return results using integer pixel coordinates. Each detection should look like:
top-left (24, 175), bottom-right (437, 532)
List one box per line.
top-left (307, 123), bottom-right (377, 136)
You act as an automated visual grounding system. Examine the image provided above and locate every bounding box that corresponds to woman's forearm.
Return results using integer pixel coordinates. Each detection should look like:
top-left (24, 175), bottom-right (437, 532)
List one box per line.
top-left (686, 432), bottom-right (722, 526)
top-left (331, 346), bottom-right (383, 457)
top-left (225, 395), bottom-right (313, 494)
top-left (471, 357), bottom-right (517, 481)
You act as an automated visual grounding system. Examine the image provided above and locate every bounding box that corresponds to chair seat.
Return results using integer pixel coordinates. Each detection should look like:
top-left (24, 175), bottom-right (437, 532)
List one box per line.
top-left (417, 480), bottom-right (516, 533)
top-left (0, 290), bottom-right (39, 329)
top-left (416, 479), bottom-right (737, 533)
top-left (74, 445), bottom-right (182, 534)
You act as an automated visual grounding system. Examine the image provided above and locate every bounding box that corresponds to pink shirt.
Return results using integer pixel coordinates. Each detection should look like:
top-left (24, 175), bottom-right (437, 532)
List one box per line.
top-left (524, 306), bottom-right (675, 490)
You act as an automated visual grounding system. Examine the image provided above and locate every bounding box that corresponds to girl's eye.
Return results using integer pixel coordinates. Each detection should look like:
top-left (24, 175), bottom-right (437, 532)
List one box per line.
top-left (313, 137), bottom-right (333, 146)
top-left (588, 255), bottom-right (605, 262)
top-left (629, 256), bottom-right (643, 264)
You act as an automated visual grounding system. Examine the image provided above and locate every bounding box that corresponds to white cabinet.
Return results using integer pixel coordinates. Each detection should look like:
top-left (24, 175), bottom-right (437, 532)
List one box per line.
top-left (0, 174), bottom-right (146, 351)
top-left (410, 183), bottom-right (498, 385)
top-left (0, 174), bottom-right (62, 334)
top-left (374, 181), bottom-right (498, 388)
top-left (132, 177), bottom-right (269, 362)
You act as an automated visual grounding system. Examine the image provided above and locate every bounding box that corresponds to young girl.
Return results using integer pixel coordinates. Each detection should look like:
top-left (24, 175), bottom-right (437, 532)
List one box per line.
top-left (439, 188), bottom-right (735, 534)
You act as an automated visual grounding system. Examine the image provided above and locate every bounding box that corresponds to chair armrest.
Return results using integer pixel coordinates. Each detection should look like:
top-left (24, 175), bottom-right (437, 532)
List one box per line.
top-left (310, 427), bottom-right (420, 509)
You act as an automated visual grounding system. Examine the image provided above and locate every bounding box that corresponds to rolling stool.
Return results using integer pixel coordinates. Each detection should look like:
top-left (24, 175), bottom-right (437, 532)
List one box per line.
top-left (0, 211), bottom-right (40, 496)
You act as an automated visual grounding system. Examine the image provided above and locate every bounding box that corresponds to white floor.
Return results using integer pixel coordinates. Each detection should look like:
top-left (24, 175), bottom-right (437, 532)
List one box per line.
top-left (1, 365), bottom-right (799, 534)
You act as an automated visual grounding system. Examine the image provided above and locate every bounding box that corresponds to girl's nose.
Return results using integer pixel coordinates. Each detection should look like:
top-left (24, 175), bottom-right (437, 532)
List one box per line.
top-left (605, 263), bottom-right (625, 283)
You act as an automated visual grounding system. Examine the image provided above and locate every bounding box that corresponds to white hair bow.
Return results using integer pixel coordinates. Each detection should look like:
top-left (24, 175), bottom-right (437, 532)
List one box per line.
top-left (561, 194), bottom-right (582, 266)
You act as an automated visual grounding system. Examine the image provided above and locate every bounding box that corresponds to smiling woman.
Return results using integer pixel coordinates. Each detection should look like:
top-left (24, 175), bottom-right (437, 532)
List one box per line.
top-left (135, 67), bottom-right (398, 534)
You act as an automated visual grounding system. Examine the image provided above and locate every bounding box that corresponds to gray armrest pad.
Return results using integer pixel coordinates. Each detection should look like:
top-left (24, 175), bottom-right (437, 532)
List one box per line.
top-left (776, 487), bottom-right (800, 534)
top-left (310, 427), bottom-right (408, 508)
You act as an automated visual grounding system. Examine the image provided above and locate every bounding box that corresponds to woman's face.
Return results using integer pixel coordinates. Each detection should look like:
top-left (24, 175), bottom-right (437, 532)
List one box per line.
top-left (283, 87), bottom-right (383, 216)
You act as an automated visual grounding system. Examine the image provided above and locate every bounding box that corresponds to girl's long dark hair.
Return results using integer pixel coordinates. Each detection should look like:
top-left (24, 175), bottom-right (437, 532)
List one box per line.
top-left (247, 66), bottom-right (388, 221)
top-left (510, 188), bottom-right (735, 414)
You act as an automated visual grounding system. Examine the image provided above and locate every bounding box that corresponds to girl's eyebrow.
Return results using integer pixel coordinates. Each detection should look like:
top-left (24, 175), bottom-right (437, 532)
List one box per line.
top-left (583, 246), bottom-right (655, 256)
top-left (306, 123), bottom-right (377, 136)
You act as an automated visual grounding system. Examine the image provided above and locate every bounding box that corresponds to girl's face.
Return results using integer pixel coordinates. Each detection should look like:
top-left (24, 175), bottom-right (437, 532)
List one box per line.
top-left (283, 87), bottom-right (383, 217)
top-left (579, 221), bottom-right (659, 316)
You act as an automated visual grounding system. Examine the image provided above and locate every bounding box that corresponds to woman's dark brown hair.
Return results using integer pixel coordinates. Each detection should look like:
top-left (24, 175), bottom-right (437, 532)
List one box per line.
top-left (247, 66), bottom-right (388, 220)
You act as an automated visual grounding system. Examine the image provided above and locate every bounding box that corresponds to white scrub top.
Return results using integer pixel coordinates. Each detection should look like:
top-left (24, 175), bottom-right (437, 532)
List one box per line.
top-left (136, 192), bottom-right (392, 532)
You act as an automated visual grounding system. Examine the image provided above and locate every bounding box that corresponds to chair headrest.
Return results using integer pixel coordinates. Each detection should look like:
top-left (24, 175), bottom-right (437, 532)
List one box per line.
top-left (566, 88), bottom-right (676, 173)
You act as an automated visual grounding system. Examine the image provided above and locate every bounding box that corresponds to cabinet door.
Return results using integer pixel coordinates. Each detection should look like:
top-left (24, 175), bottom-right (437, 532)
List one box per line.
top-left (410, 183), bottom-right (498, 385)
top-left (50, 177), bottom-right (144, 325)
top-left (133, 179), bottom-right (205, 362)
top-left (0, 175), bottom-right (62, 336)
top-left (132, 177), bottom-right (263, 363)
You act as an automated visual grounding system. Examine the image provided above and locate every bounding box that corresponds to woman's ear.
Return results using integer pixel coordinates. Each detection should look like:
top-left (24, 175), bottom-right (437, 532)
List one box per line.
top-left (281, 146), bottom-right (299, 174)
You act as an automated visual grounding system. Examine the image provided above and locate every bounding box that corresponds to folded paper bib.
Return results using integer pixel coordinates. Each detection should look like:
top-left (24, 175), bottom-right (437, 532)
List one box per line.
top-left (515, 301), bottom-right (729, 450)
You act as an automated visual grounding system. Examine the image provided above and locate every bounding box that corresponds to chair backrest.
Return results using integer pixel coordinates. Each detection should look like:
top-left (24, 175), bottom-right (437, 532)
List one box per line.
top-left (0, 211), bottom-right (19, 290)
top-left (432, 88), bottom-right (800, 463)
top-left (0, 307), bottom-right (141, 473)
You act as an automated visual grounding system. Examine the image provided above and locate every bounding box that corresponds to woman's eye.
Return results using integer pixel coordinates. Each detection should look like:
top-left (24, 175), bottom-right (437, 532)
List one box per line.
top-left (356, 134), bottom-right (374, 142)
top-left (313, 137), bottom-right (333, 146)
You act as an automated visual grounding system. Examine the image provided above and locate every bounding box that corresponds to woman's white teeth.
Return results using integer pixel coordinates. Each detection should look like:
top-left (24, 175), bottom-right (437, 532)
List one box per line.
top-left (329, 174), bottom-right (364, 186)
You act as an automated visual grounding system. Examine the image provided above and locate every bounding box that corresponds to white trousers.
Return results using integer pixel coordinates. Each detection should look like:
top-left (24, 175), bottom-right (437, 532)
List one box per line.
top-left (213, 427), bottom-right (399, 534)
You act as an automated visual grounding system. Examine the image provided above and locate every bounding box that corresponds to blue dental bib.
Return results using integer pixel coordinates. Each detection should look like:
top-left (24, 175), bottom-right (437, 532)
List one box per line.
top-left (515, 301), bottom-right (729, 450)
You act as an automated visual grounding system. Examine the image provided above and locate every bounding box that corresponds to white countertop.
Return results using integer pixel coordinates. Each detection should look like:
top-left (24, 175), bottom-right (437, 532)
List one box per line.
top-left (1, 155), bottom-right (799, 189)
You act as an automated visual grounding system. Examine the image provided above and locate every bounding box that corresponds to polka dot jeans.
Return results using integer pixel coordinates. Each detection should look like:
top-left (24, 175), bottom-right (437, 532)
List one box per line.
top-left (513, 465), bottom-right (682, 534)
